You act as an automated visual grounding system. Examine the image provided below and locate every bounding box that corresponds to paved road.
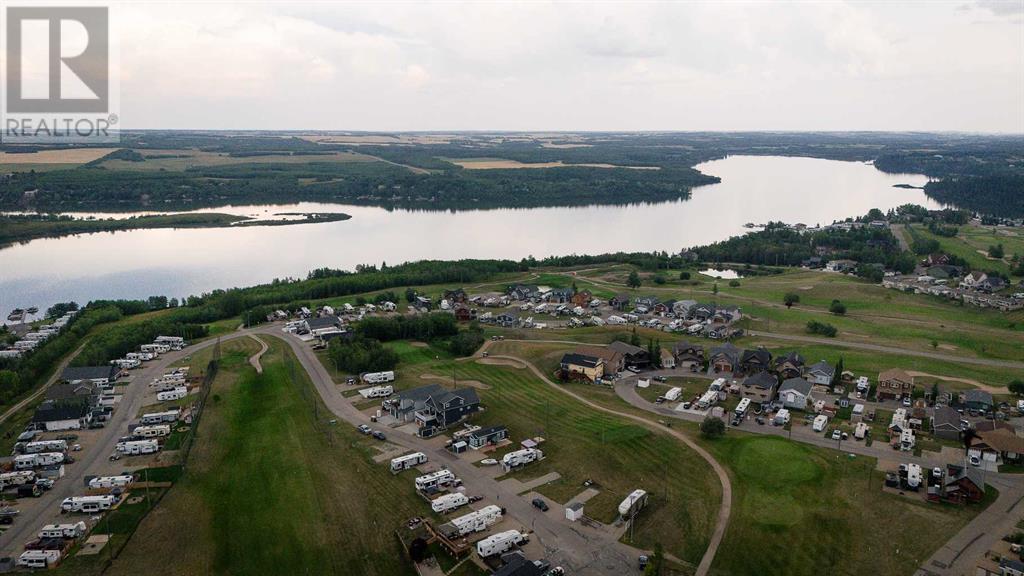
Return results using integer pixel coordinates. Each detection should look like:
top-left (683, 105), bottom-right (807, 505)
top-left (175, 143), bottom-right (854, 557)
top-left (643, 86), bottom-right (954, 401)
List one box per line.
top-left (0, 341), bottom-right (88, 426)
top-left (746, 330), bottom-right (1024, 369)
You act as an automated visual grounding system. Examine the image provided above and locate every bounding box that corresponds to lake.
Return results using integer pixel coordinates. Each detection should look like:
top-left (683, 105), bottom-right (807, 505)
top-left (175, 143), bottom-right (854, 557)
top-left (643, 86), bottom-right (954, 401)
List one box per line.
top-left (0, 155), bottom-right (938, 317)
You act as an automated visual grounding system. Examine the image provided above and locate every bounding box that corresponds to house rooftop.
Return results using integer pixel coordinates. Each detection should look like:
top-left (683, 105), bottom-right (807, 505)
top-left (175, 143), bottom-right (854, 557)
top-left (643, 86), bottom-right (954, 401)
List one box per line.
top-left (608, 341), bottom-right (645, 356)
top-left (878, 368), bottom-right (912, 382)
top-left (561, 353), bottom-right (602, 369)
top-left (779, 377), bottom-right (813, 395)
top-left (60, 365), bottom-right (117, 382)
top-left (743, 371), bottom-right (778, 390)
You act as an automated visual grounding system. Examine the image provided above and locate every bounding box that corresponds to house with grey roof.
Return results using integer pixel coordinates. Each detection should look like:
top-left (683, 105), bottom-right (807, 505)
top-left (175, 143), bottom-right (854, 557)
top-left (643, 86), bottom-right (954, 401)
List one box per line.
top-left (385, 384), bottom-right (480, 436)
top-left (805, 360), bottom-right (835, 386)
top-left (963, 389), bottom-right (994, 412)
top-left (777, 378), bottom-right (813, 410)
top-left (740, 371), bottom-right (778, 405)
top-left (61, 365), bottom-right (118, 385)
top-left (931, 406), bottom-right (965, 441)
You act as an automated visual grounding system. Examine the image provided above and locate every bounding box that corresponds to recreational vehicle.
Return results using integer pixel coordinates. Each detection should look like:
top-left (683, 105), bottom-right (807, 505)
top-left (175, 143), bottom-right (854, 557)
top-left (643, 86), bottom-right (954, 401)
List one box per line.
top-left (734, 398), bottom-right (751, 418)
top-left (17, 550), bottom-right (60, 569)
top-left (899, 429), bottom-right (915, 451)
top-left (156, 387), bottom-right (188, 402)
top-left (88, 475), bottom-right (134, 490)
top-left (414, 469), bottom-right (456, 491)
top-left (359, 385), bottom-right (393, 399)
top-left (132, 425), bottom-right (171, 439)
top-left (664, 387), bottom-right (682, 402)
top-left (501, 448), bottom-right (543, 469)
top-left (854, 422), bottom-right (869, 440)
top-left (390, 452), bottom-right (427, 473)
top-left (141, 410), bottom-right (180, 425)
top-left (618, 489), bottom-right (649, 518)
top-left (61, 495), bottom-right (116, 513)
top-left (448, 505), bottom-right (503, 536)
top-left (15, 453), bottom-right (63, 470)
top-left (361, 371), bottom-right (395, 384)
top-left (0, 471), bottom-right (35, 489)
top-left (812, 415), bottom-right (829, 432)
top-left (39, 522), bottom-right (86, 539)
top-left (116, 440), bottom-right (159, 456)
top-left (23, 440), bottom-right (67, 454)
top-left (476, 530), bottom-right (528, 558)
top-left (430, 492), bottom-right (470, 514)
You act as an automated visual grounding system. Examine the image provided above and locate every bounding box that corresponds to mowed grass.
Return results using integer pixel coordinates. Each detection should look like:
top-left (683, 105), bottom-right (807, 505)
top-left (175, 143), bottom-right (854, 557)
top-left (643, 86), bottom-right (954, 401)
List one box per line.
top-left (107, 336), bottom-right (420, 576)
top-left (909, 223), bottom-right (1021, 280)
top-left (703, 435), bottom-right (989, 576)
top-left (450, 360), bottom-right (721, 567)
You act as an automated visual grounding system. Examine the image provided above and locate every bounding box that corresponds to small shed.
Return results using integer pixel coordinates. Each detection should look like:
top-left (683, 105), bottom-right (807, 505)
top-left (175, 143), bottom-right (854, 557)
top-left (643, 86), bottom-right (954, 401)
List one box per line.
top-left (565, 502), bottom-right (584, 522)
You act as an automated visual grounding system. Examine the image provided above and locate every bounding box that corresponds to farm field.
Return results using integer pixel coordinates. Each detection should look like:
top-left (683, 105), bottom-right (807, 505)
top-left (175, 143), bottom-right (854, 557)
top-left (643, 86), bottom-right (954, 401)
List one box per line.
top-left (445, 157), bottom-right (660, 170)
top-left (0, 148), bottom-right (121, 171)
top-left (105, 336), bottom-right (421, 576)
top-left (98, 149), bottom-right (381, 171)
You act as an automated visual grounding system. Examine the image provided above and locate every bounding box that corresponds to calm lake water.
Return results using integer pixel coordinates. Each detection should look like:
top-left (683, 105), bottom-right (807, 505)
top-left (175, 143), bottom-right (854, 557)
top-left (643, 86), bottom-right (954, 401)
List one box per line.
top-left (0, 155), bottom-right (938, 317)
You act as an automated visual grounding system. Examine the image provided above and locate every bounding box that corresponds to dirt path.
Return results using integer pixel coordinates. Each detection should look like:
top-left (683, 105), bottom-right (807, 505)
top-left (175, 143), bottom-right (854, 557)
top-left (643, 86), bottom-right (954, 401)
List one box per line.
top-left (417, 374), bottom-right (491, 389)
top-left (477, 340), bottom-right (733, 576)
top-left (248, 335), bottom-right (269, 374)
top-left (904, 371), bottom-right (1007, 394)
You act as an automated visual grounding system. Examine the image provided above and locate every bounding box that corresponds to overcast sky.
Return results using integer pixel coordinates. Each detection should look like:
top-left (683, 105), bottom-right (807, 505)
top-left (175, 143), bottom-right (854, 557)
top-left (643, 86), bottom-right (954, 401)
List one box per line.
top-left (110, 0), bottom-right (1023, 132)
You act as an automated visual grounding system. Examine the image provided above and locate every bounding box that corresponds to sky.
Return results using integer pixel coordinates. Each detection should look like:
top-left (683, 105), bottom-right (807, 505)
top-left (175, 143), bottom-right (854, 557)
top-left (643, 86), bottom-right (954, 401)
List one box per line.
top-left (104, 0), bottom-right (1024, 132)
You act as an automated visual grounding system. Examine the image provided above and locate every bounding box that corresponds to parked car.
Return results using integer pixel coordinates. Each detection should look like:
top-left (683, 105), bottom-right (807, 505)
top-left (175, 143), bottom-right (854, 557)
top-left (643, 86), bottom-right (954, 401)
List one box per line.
top-left (34, 479), bottom-right (53, 490)
top-left (731, 415), bottom-right (742, 426)
top-left (372, 431), bottom-right (386, 441)
top-left (357, 424), bottom-right (372, 435)
top-left (969, 455), bottom-right (981, 467)
top-left (755, 416), bottom-right (765, 425)
top-left (902, 397), bottom-right (912, 407)
top-left (831, 430), bottom-right (842, 440)
top-left (655, 376), bottom-right (667, 383)
top-left (531, 498), bottom-right (549, 512)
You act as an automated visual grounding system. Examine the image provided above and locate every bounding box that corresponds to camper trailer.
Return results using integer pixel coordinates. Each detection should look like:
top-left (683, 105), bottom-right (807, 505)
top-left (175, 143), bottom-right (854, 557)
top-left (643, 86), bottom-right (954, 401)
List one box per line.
top-left (854, 422), bottom-right (869, 440)
top-left (154, 336), bottom-right (186, 350)
top-left (734, 398), bottom-right (751, 418)
top-left (141, 410), bottom-right (180, 425)
top-left (156, 386), bottom-right (188, 401)
top-left (618, 489), bottom-right (649, 518)
top-left (0, 471), bottom-right (35, 489)
top-left (697, 390), bottom-right (718, 410)
top-left (15, 453), bottom-right (63, 470)
top-left (899, 429), bottom-right (915, 451)
top-left (359, 385), bottom-right (394, 399)
top-left (139, 344), bottom-right (168, 355)
top-left (664, 387), bottom-right (682, 402)
top-left (448, 505), bottom-right (503, 536)
top-left (23, 440), bottom-right (67, 454)
top-left (430, 492), bottom-right (470, 514)
top-left (132, 425), bottom-right (171, 439)
top-left (88, 475), bottom-right (134, 490)
top-left (361, 371), bottom-right (395, 384)
top-left (812, 414), bottom-right (829, 432)
top-left (61, 495), bottom-right (116, 513)
top-left (606, 315), bottom-right (627, 325)
top-left (116, 440), bottom-right (159, 456)
top-left (476, 530), bottom-right (528, 558)
top-left (773, 409), bottom-right (791, 426)
top-left (17, 550), bottom-right (61, 569)
top-left (905, 463), bottom-right (923, 490)
top-left (414, 469), bottom-right (456, 492)
top-left (39, 522), bottom-right (86, 539)
top-left (501, 448), bottom-right (543, 469)
top-left (390, 452), bottom-right (427, 473)
top-left (112, 358), bottom-right (141, 370)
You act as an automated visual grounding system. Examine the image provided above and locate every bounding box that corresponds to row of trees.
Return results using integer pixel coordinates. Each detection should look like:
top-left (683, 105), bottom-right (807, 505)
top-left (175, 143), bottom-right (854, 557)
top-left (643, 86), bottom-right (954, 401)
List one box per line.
top-left (326, 337), bottom-right (399, 374)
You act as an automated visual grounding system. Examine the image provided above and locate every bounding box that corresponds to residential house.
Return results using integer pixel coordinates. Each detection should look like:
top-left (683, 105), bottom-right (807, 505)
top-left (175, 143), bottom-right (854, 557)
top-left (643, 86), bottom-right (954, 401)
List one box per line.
top-left (467, 425), bottom-right (508, 449)
top-left (385, 384), bottom-right (480, 436)
top-left (978, 277), bottom-right (1007, 294)
top-left (634, 295), bottom-right (660, 309)
top-left (547, 288), bottom-right (575, 304)
top-left (741, 371), bottom-right (778, 405)
top-left (454, 305), bottom-right (474, 322)
top-left (713, 306), bottom-right (742, 324)
top-left (877, 369), bottom-right (914, 400)
top-left (443, 288), bottom-right (468, 304)
top-left (610, 294), bottom-right (632, 311)
top-left (709, 343), bottom-right (741, 373)
top-left (773, 352), bottom-right (806, 380)
top-left (660, 349), bottom-right (676, 369)
top-left (304, 315), bottom-right (344, 338)
top-left (826, 259), bottom-right (858, 273)
top-left (672, 341), bottom-right (705, 370)
top-left (963, 389), bottom-right (994, 412)
top-left (608, 341), bottom-right (650, 368)
top-left (706, 324), bottom-right (733, 340)
top-left (777, 378), bottom-right (813, 410)
top-left (495, 312), bottom-right (518, 328)
top-left (960, 271), bottom-right (988, 290)
top-left (672, 300), bottom-right (697, 317)
top-left (970, 429), bottom-right (1024, 464)
top-left (931, 406), bottom-right (965, 441)
top-left (559, 353), bottom-right (605, 382)
top-left (492, 555), bottom-right (544, 576)
top-left (574, 345), bottom-right (625, 374)
top-left (60, 366), bottom-right (118, 386)
top-left (571, 290), bottom-right (593, 307)
top-left (508, 285), bottom-right (539, 301)
top-left (46, 382), bottom-right (101, 404)
top-left (691, 303), bottom-right (717, 322)
top-left (801, 256), bottom-right (824, 269)
top-left (942, 464), bottom-right (986, 504)
top-left (32, 400), bottom-right (91, 432)
top-left (739, 348), bottom-right (772, 375)
top-left (805, 360), bottom-right (835, 386)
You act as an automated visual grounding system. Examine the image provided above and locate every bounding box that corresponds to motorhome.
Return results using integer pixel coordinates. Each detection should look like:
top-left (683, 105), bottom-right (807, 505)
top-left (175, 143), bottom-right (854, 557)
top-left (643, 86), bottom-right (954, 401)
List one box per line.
top-left (18, 550), bottom-right (61, 569)
top-left (854, 422), bottom-right (869, 440)
top-left (430, 492), bottom-right (469, 514)
top-left (697, 390), bottom-right (718, 410)
top-left (476, 530), bottom-right (528, 558)
top-left (899, 429), bottom-right (915, 451)
top-left (61, 495), bottom-right (116, 513)
top-left (606, 315), bottom-right (626, 325)
top-left (414, 469), bottom-right (456, 491)
top-left (448, 505), bottom-right (503, 536)
top-left (390, 452), bottom-right (427, 473)
top-left (141, 410), bottom-right (180, 425)
top-left (154, 336), bottom-right (186, 349)
top-left (156, 386), bottom-right (188, 401)
top-left (131, 425), bottom-right (171, 439)
top-left (618, 489), bottom-right (649, 518)
top-left (39, 522), bottom-right (86, 539)
top-left (734, 398), bottom-right (751, 418)
top-left (709, 378), bottom-right (727, 392)
top-left (116, 440), bottom-right (159, 456)
top-left (812, 414), bottom-right (829, 432)
top-left (905, 463), bottom-right (923, 490)
top-left (501, 448), bottom-right (543, 469)
top-left (773, 409), bottom-right (791, 426)
top-left (361, 371), bottom-right (396, 384)
top-left (88, 475), bottom-right (134, 490)
top-left (0, 471), bottom-right (35, 489)
top-left (23, 440), bottom-right (67, 454)
top-left (140, 344), bottom-right (168, 355)
top-left (359, 385), bottom-right (394, 399)
top-left (664, 387), bottom-right (682, 402)
top-left (111, 358), bottom-right (141, 370)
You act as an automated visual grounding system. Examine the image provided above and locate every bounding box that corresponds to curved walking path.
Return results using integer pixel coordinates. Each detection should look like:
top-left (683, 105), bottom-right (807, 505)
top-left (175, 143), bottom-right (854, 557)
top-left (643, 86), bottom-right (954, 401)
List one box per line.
top-left (247, 335), bottom-right (269, 374)
top-left (477, 340), bottom-right (733, 576)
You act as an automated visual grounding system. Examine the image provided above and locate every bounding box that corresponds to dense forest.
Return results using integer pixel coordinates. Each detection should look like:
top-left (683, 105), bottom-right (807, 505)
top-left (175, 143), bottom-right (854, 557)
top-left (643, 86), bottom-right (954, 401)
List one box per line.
top-left (923, 175), bottom-right (1024, 218)
top-left (2, 132), bottom-right (1021, 213)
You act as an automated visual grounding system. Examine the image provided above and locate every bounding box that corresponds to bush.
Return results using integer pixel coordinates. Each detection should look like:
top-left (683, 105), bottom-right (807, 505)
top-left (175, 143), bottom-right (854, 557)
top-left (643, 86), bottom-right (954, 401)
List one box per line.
top-left (653, 274), bottom-right (666, 285)
top-left (700, 416), bottom-right (726, 439)
top-left (728, 279), bottom-right (740, 287)
top-left (784, 293), bottom-right (800, 308)
top-left (449, 326), bottom-right (485, 357)
top-left (807, 320), bottom-right (837, 337)
top-left (829, 299), bottom-right (847, 315)
top-left (679, 271), bottom-right (691, 280)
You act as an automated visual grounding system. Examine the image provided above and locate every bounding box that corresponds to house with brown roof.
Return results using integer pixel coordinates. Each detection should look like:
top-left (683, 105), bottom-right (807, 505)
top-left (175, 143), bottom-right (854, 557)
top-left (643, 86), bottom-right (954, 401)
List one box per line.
top-left (574, 345), bottom-right (625, 374)
top-left (672, 341), bottom-right (704, 371)
top-left (773, 352), bottom-right (806, 380)
top-left (971, 428), bottom-right (1024, 464)
top-left (877, 369), bottom-right (914, 400)
top-left (709, 343), bottom-right (741, 374)
top-left (571, 290), bottom-right (593, 307)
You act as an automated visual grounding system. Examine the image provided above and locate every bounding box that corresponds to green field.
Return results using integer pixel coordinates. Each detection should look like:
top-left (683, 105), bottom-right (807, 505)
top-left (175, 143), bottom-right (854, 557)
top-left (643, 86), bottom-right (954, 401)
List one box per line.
top-left (909, 223), bottom-right (1023, 280)
top-left (106, 337), bottom-right (421, 576)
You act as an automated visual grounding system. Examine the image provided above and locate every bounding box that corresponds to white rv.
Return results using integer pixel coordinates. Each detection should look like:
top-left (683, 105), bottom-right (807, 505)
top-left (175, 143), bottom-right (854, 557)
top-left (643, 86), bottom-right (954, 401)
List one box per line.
top-left (905, 463), bottom-right (922, 490)
top-left (430, 492), bottom-right (470, 514)
top-left (854, 422), bottom-right (869, 440)
top-left (734, 398), bottom-right (751, 418)
top-left (449, 505), bottom-right (503, 536)
top-left (359, 385), bottom-right (394, 399)
top-left (132, 425), bottom-right (171, 438)
top-left (61, 495), bottom-right (116, 513)
top-left (697, 390), bottom-right (718, 410)
top-left (23, 440), bottom-right (67, 454)
top-left (618, 489), bottom-right (649, 518)
top-left (156, 386), bottom-right (188, 401)
top-left (414, 469), bottom-right (456, 491)
top-left (18, 550), bottom-right (60, 569)
top-left (812, 414), bottom-right (829, 432)
top-left (112, 358), bottom-right (141, 369)
top-left (39, 522), bottom-right (86, 539)
top-left (501, 448), bottom-right (543, 469)
top-left (116, 439), bottom-right (159, 456)
top-left (390, 452), bottom-right (427, 473)
top-left (0, 471), bottom-right (35, 488)
top-left (141, 410), bottom-right (180, 425)
top-left (476, 530), bottom-right (528, 558)
top-left (606, 315), bottom-right (627, 325)
top-left (14, 452), bottom-right (63, 470)
top-left (664, 387), bottom-right (682, 402)
top-left (361, 371), bottom-right (395, 384)
top-left (88, 475), bottom-right (134, 489)
top-left (899, 429), bottom-right (915, 451)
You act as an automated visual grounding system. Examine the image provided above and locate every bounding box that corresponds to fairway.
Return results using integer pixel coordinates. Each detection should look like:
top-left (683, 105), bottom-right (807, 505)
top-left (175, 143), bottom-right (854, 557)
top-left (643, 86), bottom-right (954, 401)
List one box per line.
top-left (107, 337), bottom-right (420, 576)
top-left (704, 436), bottom-right (989, 576)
